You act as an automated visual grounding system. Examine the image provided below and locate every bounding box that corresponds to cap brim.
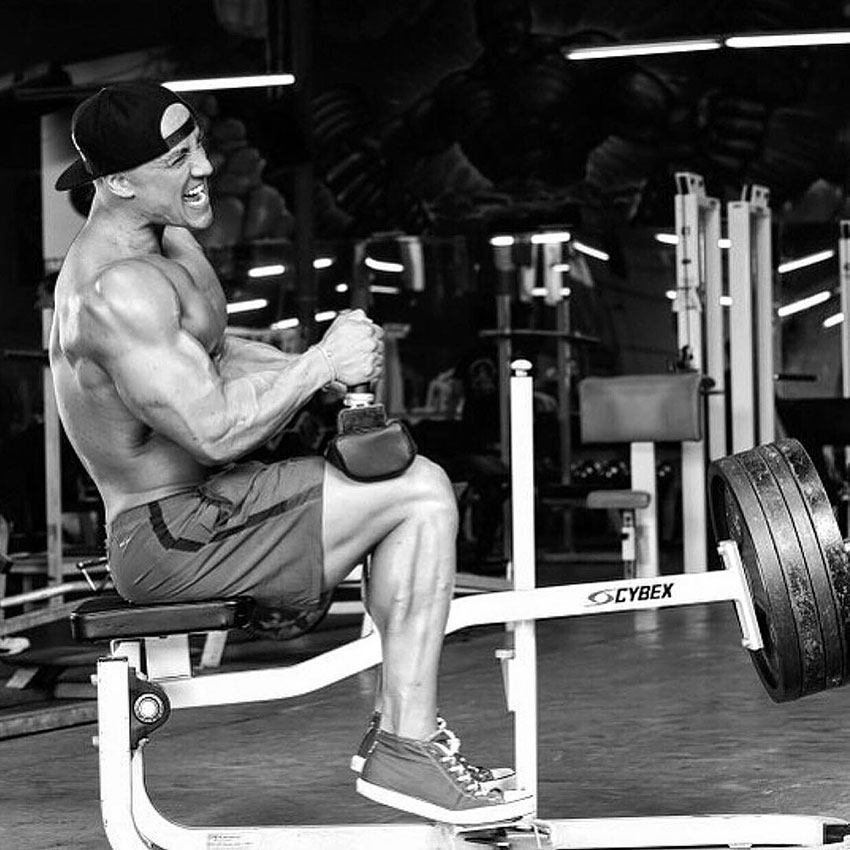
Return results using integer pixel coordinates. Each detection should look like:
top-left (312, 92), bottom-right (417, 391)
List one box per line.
top-left (55, 158), bottom-right (93, 192)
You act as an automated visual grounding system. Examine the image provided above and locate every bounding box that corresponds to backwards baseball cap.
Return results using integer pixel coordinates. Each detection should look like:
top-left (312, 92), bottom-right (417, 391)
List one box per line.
top-left (55, 80), bottom-right (198, 192)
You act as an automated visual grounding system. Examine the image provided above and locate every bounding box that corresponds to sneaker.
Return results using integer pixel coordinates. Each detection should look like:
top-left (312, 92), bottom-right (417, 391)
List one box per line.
top-left (356, 727), bottom-right (535, 825)
top-left (351, 712), bottom-right (516, 790)
top-left (350, 709), bottom-right (382, 773)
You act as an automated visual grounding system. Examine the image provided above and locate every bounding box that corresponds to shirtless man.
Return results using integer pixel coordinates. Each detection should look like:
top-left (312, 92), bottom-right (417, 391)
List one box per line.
top-left (49, 81), bottom-right (530, 825)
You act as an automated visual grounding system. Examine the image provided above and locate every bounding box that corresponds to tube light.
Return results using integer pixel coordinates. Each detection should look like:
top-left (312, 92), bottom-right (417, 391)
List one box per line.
top-left (248, 264), bottom-right (285, 279)
top-left (270, 317), bottom-right (299, 330)
top-left (551, 263), bottom-right (571, 273)
top-left (335, 283), bottom-right (349, 293)
top-left (315, 310), bottom-right (337, 322)
top-left (531, 287), bottom-right (572, 298)
top-left (565, 38), bottom-right (721, 61)
top-left (665, 290), bottom-right (678, 301)
top-left (226, 298), bottom-right (268, 314)
top-left (314, 258), bottom-right (334, 270)
top-left (369, 284), bottom-right (401, 295)
top-left (654, 233), bottom-right (731, 248)
top-left (726, 31), bottom-right (850, 49)
top-left (531, 231), bottom-right (571, 244)
top-left (365, 257), bottom-right (404, 273)
top-left (164, 73), bottom-right (295, 92)
top-left (776, 290), bottom-right (831, 317)
top-left (489, 236), bottom-right (515, 247)
top-left (777, 249), bottom-right (835, 274)
top-left (573, 241), bottom-right (609, 261)
top-left (824, 312), bottom-right (844, 328)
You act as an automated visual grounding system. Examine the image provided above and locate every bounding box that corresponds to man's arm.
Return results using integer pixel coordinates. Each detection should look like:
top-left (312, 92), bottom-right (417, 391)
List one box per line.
top-left (83, 260), bottom-right (339, 465)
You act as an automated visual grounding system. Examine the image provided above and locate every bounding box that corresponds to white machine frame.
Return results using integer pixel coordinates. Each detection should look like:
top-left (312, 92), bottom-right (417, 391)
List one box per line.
top-left (90, 364), bottom-right (847, 850)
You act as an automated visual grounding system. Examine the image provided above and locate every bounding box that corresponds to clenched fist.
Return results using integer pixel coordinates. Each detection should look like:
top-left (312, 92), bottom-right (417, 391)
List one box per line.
top-left (318, 309), bottom-right (385, 387)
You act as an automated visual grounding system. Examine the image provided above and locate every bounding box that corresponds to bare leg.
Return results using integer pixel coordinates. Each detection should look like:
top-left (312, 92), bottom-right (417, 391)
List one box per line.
top-left (322, 456), bottom-right (458, 739)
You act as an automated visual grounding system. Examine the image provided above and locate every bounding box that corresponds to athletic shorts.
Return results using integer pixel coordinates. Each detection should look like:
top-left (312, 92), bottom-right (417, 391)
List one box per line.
top-left (106, 457), bottom-right (326, 617)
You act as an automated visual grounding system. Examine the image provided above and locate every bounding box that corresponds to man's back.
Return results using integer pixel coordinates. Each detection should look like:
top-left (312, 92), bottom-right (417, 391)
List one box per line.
top-left (50, 224), bottom-right (224, 522)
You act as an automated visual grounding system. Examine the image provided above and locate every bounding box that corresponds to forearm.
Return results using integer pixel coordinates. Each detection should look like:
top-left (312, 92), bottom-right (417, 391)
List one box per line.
top-left (203, 345), bottom-right (332, 462)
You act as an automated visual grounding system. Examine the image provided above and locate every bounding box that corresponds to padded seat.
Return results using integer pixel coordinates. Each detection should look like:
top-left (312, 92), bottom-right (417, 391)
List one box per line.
top-left (70, 592), bottom-right (255, 642)
top-left (586, 489), bottom-right (651, 511)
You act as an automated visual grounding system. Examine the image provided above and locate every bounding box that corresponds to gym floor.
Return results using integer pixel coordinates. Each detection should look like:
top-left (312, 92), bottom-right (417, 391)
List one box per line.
top-left (4, 569), bottom-right (850, 850)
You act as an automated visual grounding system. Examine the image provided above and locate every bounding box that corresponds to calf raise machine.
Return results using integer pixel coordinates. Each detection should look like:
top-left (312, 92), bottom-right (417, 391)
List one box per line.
top-left (71, 362), bottom-right (850, 850)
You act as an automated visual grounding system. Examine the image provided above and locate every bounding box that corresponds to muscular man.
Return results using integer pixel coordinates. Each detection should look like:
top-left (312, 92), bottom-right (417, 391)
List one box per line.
top-left (49, 81), bottom-right (530, 825)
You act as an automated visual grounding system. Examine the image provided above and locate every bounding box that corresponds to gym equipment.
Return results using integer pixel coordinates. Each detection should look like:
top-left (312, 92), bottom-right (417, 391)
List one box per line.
top-left (708, 437), bottom-right (850, 703)
top-left (71, 362), bottom-right (850, 850)
top-left (325, 384), bottom-right (417, 482)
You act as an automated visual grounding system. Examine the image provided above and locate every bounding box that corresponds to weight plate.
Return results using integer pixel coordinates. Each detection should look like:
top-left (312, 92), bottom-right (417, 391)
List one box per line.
top-left (758, 443), bottom-right (846, 690)
top-left (735, 447), bottom-right (827, 697)
top-left (708, 455), bottom-right (803, 702)
top-left (776, 438), bottom-right (850, 684)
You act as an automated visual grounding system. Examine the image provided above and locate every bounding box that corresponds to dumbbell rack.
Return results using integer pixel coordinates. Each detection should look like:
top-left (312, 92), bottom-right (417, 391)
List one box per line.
top-left (84, 364), bottom-right (850, 850)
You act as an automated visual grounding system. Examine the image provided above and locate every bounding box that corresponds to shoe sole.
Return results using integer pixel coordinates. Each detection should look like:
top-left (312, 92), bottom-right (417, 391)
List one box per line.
top-left (355, 778), bottom-right (535, 825)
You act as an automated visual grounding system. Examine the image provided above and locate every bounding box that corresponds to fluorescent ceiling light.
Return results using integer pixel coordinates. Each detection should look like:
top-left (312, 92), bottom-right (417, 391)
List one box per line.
top-left (490, 236), bottom-right (515, 247)
top-left (551, 263), bottom-right (571, 273)
top-left (365, 257), bottom-right (404, 273)
top-left (270, 317), bottom-right (299, 330)
top-left (248, 264), bottom-right (285, 279)
top-left (565, 38), bottom-right (720, 61)
top-left (164, 73), bottom-right (295, 92)
top-left (665, 290), bottom-right (677, 301)
top-left (531, 287), bottom-right (571, 298)
top-left (573, 241), bottom-right (609, 261)
top-left (824, 312), bottom-right (844, 328)
top-left (655, 233), bottom-right (679, 245)
top-left (777, 290), bottom-right (831, 317)
top-left (726, 31), bottom-right (850, 49)
top-left (335, 283), bottom-right (349, 293)
top-left (777, 249), bottom-right (835, 274)
top-left (315, 310), bottom-right (337, 322)
top-left (313, 257), bottom-right (334, 270)
top-left (654, 233), bottom-right (731, 248)
top-left (531, 231), bottom-right (571, 244)
top-left (226, 298), bottom-right (268, 314)
top-left (369, 284), bottom-right (401, 295)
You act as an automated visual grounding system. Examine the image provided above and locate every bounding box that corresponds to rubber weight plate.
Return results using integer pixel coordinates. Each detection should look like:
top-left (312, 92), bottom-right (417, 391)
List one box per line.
top-left (708, 455), bottom-right (804, 701)
top-left (758, 442), bottom-right (846, 690)
top-left (735, 447), bottom-right (826, 697)
top-left (776, 438), bottom-right (850, 685)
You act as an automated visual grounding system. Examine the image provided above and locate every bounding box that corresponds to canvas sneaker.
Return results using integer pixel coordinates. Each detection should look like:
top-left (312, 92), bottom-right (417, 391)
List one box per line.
top-left (356, 726), bottom-right (534, 825)
top-left (350, 712), bottom-right (516, 790)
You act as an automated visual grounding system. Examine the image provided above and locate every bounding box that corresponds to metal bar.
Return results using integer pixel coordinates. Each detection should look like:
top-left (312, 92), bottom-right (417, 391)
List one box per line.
top-left (839, 221), bottom-right (850, 397)
top-left (509, 362), bottom-right (538, 807)
top-left (41, 306), bottom-right (63, 595)
top-left (751, 187), bottom-right (774, 444)
top-left (703, 197), bottom-right (726, 460)
top-left (727, 200), bottom-right (756, 451)
top-left (159, 569), bottom-right (747, 710)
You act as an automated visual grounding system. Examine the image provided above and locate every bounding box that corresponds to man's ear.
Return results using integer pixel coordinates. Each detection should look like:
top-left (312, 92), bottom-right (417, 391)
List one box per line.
top-left (103, 172), bottom-right (135, 199)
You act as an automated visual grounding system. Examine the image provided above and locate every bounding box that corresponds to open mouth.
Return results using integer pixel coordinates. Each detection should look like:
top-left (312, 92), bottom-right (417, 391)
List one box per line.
top-left (183, 183), bottom-right (208, 206)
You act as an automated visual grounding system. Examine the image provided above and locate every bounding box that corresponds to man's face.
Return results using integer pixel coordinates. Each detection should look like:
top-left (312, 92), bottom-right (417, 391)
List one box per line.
top-left (126, 103), bottom-right (214, 230)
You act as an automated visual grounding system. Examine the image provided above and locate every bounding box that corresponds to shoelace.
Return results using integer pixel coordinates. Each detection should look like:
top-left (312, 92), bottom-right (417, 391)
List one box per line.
top-left (431, 728), bottom-right (492, 798)
top-left (436, 716), bottom-right (496, 782)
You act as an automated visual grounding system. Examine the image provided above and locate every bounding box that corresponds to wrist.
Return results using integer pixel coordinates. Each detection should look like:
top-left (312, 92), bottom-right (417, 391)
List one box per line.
top-left (310, 343), bottom-right (337, 386)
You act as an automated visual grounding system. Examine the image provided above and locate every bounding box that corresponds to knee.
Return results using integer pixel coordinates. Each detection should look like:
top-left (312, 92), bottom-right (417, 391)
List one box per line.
top-left (405, 456), bottom-right (458, 529)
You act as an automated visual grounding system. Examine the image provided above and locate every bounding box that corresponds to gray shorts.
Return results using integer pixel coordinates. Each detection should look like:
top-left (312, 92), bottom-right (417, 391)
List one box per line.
top-left (106, 457), bottom-right (326, 617)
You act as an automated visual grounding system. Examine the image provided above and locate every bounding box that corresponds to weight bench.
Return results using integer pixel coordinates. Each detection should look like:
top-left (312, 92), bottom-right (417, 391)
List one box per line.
top-left (575, 372), bottom-right (705, 578)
